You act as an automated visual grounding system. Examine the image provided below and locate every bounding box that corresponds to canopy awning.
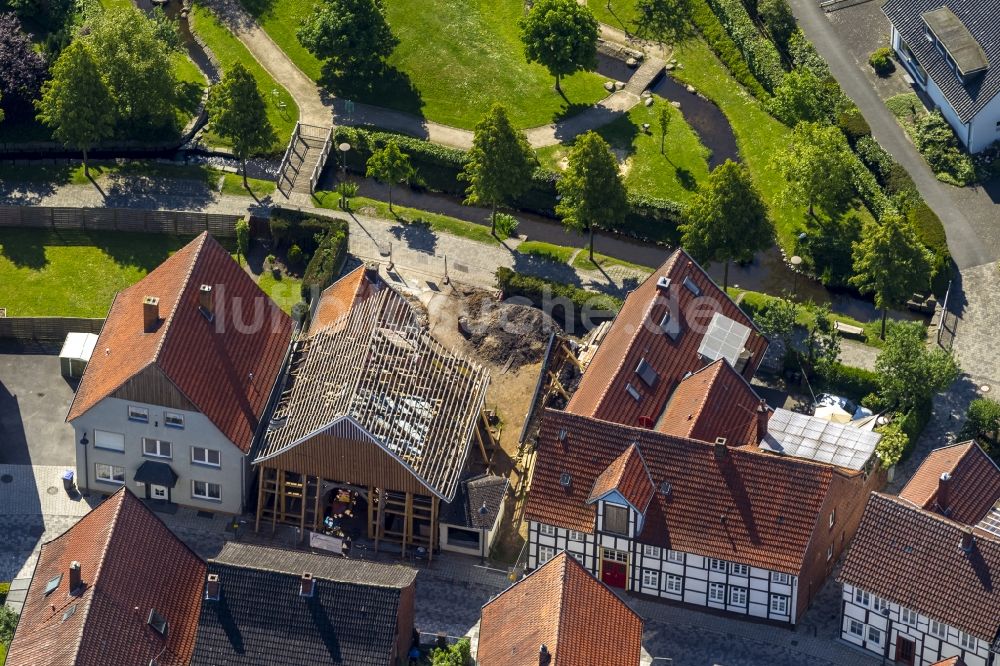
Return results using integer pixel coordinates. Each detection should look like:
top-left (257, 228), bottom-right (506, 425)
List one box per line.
top-left (134, 461), bottom-right (178, 488)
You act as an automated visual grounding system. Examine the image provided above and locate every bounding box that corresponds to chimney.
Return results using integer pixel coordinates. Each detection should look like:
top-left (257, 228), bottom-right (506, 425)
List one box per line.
top-left (539, 644), bottom-right (551, 666)
top-left (142, 296), bottom-right (160, 333)
top-left (960, 529), bottom-right (975, 553)
top-left (756, 399), bottom-right (769, 442)
top-left (714, 437), bottom-right (728, 460)
top-left (937, 472), bottom-right (952, 514)
top-left (299, 572), bottom-right (315, 597)
top-left (199, 284), bottom-right (213, 317)
top-left (205, 573), bottom-right (220, 601)
top-left (69, 561), bottom-right (82, 593)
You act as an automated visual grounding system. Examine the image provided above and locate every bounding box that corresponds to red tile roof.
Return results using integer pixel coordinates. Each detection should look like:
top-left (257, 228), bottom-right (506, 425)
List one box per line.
top-left (899, 441), bottom-right (1000, 525)
top-left (6, 488), bottom-right (206, 666)
top-left (567, 249), bottom-right (768, 429)
top-left (930, 658), bottom-right (964, 666)
top-left (67, 233), bottom-right (293, 452)
top-left (525, 409), bottom-right (835, 573)
top-left (839, 493), bottom-right (1000, 642)
top-left (657, 358), bottom-right (767, 446)
top-left (309, 265), bottom-right (378, 336)
top-left (477, 552), bottom-right (643, 666)
top-left (588, 443), bottom-right (655, 513)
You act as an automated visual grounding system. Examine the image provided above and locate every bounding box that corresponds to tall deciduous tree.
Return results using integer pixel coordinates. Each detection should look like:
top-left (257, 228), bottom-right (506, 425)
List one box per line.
top-left (36, 42), bottom-right (115, 178)
top-left (461, 104), bottom-right (536, 235)
top-left (298, 0), bottom-right (397, 81)
top-left (679, 159), bottom-right (770, 290)
top-left (768, 68), bottom-right (836, 126)
top-left (656, 102), bottom-right (670, 155)
top-left (519, 0), bottom-right (598, 94)
top-left (206, 63), bottom-right (276, 188)
top-left (0, 13), bottom-right (47, 120)
top-left (366, 140), bottom-right (413, 212)
top-left (85, 5), bottom-right (177, 133)
top-left (875, 320), bottom-right (958, 411)
top-left (850, 214), bottom-right (932, 339)
top-left (776, 121), bottom-right (853, 217)
top-left (633, 0), bottom-right (692, 48)
top-left (556, 131), bottom-right (628, 262)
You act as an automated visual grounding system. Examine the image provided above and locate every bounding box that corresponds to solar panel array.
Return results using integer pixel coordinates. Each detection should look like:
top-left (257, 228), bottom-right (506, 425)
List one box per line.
top-left (760, 408), bottom-right (882, 471)
top-left (697, 312), bottom-right (751, 366)
top-left (978, 500), bottom-right (1000, 537)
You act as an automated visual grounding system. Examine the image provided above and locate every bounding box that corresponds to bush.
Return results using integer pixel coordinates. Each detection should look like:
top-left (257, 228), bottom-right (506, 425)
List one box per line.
top-left (287, 244), bottom-right (304, 269)
top-left (788, 29), bottom-right (830, 79)
top-left (235, 218), bottom-right (250, 260)
top-left (0, 604), bottom-right (17, 647)
top-left (854, 136), bottom-right (894, 184)
top-left (269, 208), bottom-right (333, 255)
top-left (877, 400), bottom-right (934, 466)
top-left (912, 111), bottom-right (976, 186)
top-left (688, 0), bottom-right (770, 99)
top-left (706, 0), bottom-right (786, 92)
top-left (301, 221), bottom-right (349, 301)
top-left (849, 154), bottom-right (896, 220)
top-left (836, 106), bottom-right (871, 145)
top-left (885, 92), bottom-right (922, 123)
top-left (868, 47), bottom-right (895, 76)
top-left (495, 267), bottom-right (621, 332)
top-left (816, 362), bottom-right (880, 401)
top-left (759, 0), bottom-right (796, 54)
top-left (959, 398), bottom-right (1000, 449)
top-left (494, 212), bottom-right (519, 240)
top-left (907, 200), bottom-right (952, 295)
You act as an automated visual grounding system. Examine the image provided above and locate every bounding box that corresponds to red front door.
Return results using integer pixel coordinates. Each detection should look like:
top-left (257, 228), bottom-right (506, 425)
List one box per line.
top-left (601, 559), bottom-right (627, 588)
top-left (895, 637), bottom-right (915, 666)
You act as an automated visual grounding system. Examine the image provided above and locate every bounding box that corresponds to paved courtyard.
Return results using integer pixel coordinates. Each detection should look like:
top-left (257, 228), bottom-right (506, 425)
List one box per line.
top-left (0, 354), bottom-right (77, 466)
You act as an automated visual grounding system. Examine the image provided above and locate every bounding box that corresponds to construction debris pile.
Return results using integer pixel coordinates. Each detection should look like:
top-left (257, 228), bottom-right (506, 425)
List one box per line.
top-left (458, 291), bottom-right (560, 370)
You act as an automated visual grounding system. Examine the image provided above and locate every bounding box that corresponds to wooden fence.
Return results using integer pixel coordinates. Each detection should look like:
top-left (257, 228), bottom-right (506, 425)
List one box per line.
top-left (0, 317), bottom-right (104, 342)
top-left (0, 206), bottom-right (243, 237)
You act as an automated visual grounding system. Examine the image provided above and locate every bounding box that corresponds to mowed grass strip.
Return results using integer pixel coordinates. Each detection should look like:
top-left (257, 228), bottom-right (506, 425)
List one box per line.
top-left (241, 0), bottom-right (610, 129)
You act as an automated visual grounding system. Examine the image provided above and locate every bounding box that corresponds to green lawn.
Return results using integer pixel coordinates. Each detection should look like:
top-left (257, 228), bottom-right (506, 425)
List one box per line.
top-left (571, 249), bottom-right (652, 272)
top-left (220, 173), bottom-right (277, 198)
top-left (537, 99), bottom-right (710, 201)
top-left (516, 240), bottom-right (576, 264)
top-left (189, 1), bottom-right (298, 152)
top-left (669, 37), bottom-right (875, 251)
top-left (241, 0), bottom-right (610, 129)
top-left (587, 0), bottom-right (639, 33)
top-left (256, 270), bottom-right (303, 313)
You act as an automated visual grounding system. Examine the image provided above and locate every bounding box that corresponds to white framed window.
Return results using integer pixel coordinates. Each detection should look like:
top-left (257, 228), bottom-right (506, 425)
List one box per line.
top-left (538, 523), bottom-right (556, 537)
top-left (730, 563), bottom-right (749, 576)
top-left (900, 608), bottom-right (918, 626)
top-left (602, 549), bottom-right (628, 563)
top-left (959, 631), bottom-right (976, 650)
top-left (94, 429), bottom-right (125, 452)
top-left (191, 446), bottom-right (221, 467)
top-left (567, 530), bottom-right (585, 542)
top-left (667, 549), bottom-right (684, 563)
top-left (642, 570), bottom-right (659, 588)
top-left (873, 596), bottom-right (889, 613)
top-left (128, 405), bottom-right (149, 423)
top-left (538, 545), bottom-right (555, 564)
top-left (867, 626), bottom-right (882, 646)
top-left (643, 545), bottom-right (661, 558)
top-left (603, 504), bottom-right (629, 535)
top-left (829, 509), bottom-right (836, 527)
top-left (848, 619), bottom-right (864, 637)
top-left (709, 559), bottom-right (727, 572)
top-left (771, 572), bottom-right (791, 585)
top-left (142, 438), bottom-right (171, 459)
top-left (770, 594), bottom-right (788, 615)
top-left (729, 586), bottom-right (748, 606)
top-left (854, 589), bottom-right (870, 607)
top-left (708, 582), bottom-right (726, 603)
top-left (164, 412), bottom-right (184, 429)
top-left (95, 463), bottom-right (125, 484)
top-left (192, 480), bottom-right (221, 501)
top-left (929, 620), bottom-right (947, 639)
top-left (570, 552), bottom-right (584, 564)
top-left (664, 574), bottom-right (683, 594)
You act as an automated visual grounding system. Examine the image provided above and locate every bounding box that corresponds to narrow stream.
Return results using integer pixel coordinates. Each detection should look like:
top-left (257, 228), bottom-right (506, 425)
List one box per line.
top-left (649, 72), bottom-right (740, 169)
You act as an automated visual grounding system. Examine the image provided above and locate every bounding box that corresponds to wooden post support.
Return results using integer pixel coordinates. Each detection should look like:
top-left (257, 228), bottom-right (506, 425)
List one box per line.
top-left (299, 476), bottom-right (308, 543)
top-left (367, 485), bottom-right (375, 539)
top-left (312, 477), bottom-right (322, 534)
top-left (475, 414), bottom-right (490, 467)
top-left (272, 469), bottom-right (282, 534)
top-left (255, 466), bottom-right (265, 533)
top-left (374, 489), bottom-right (385, 555)
top-left (402, 492), bottom-right (413, 559)
top-left (429, 497), bottom-right (439, 563)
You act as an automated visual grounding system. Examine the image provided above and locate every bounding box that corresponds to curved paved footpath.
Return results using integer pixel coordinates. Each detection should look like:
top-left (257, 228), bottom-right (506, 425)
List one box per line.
top-left (786, 0), bottom-right (995, 270)
top-left (203, 0), bottom-right (656, 149)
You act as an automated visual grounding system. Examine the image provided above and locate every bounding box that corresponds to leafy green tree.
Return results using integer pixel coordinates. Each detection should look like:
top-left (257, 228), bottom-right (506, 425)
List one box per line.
top-left (759, 0), bottom-right (796, 52)
top-left (805, 302), bottom-right (839, 377)
top-left (366, 140), bottom-right (414, 212)
top-left (206, 63), bottom-right (277, 188)
top-left (776, 121), bottom-right (854, 217)
top-left (461, 104), bottom-right (536, 235)
top-left (556, 131), bottom-right (628, 263)
top-left (679, 160), bottom-right (770, 290)
top-left (0, 13), bottom-right (48, 120)
top-left (874, 419), bottom-right (908, 467)
top-left (36, 41), bottom-right (115, 178)
top-left (959, 398), bottom-right (1000, 450)
top-left (754, 295), bottom-right (797, 352)
top-left (297, 0), bottom-right (397, 81)
top-left (633, 0), bottom-right (692, 48)
top-left (875, 320), bottom-right (958, 411)
top-left (235, 218), bottom-right (250, 263)
top-left (0, 604), bottom-right (17, 648)
top-left (850, 214), bottom-right (932, 339)
top-left (430, 637), bottom-right (472, 666)
top-left (656, 102), bottom-right (670, 155)
top-left (519, 0), bottom-right (598, 94)
top-left (769, 68), bottom-right (836, 126)
top-left (85, 5), bottom-right (177, 133)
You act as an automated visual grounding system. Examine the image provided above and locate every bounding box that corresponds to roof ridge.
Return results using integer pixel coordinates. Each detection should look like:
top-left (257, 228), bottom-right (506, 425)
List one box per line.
top-left (152, 232), bottom-right (209, 368)
top-left (876, 492), bottom-right (1000, 543)
top-left (553, 553), bottom-right (571, 664)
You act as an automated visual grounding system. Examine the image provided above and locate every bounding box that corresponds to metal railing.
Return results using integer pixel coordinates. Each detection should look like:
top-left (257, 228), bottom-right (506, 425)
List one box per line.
top-left (936, 278), bottom-right (955, 349)
top-left (276, 121), bottom-right (302, 194)
top-left (309, 126), bottom-right (334, 194)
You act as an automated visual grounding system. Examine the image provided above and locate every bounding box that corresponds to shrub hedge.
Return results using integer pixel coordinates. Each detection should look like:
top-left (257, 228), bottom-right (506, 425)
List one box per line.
top-left (868, 47), bottom-right (895, 76)
top-left (688, 0), bottom-right (770, 99)
top-left (495, 267), bottom-right (622, 333)
top-left (788, 29), bottom-right (830, 79)
top-left (301, 221), bottom-right (349, 301)
top-left (269, 208), bottom-right (332, 255)
top-left (706, 0), bottom-right (786, 92)
top-left (817, 362), bottom-right (880, 401)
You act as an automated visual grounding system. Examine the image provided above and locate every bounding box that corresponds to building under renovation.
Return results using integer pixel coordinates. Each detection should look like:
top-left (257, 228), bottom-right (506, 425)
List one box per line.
top-left (253, 266), bottom-right (492, 558)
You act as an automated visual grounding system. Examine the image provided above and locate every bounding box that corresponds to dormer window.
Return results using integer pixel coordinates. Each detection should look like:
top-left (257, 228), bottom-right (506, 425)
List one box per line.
top-left (147, 609), bottom-right (168, 637)
top-left (625, 383), bottom-right (641, 401)
top-left (604, 504), bottom-right (629, 535)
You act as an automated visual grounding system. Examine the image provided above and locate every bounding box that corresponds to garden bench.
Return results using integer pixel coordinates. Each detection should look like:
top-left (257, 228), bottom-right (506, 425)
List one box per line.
top-left (833, 321), bottom-right (864, 338)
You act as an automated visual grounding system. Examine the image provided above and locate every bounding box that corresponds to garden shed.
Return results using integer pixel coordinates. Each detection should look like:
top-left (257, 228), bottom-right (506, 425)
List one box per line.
top-left (58, 332), bottom-right (98, 379)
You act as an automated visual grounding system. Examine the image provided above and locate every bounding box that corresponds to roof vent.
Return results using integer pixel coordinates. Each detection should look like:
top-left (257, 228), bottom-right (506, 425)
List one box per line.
top-left (714, 437), bottom-right (728, 460)
top-left (199, 284), bottom-right (214, 321)
top-left (147, 609), bottom-right (168, 637)
top-left (205, 573), bottom-right (220, 601)
top-left (682, 276), bottom-right (701, 296)
top-left (300, 572), bottom-right (316, 597)
top-left (960, 529), bottom-right (975, 553)
top-left (656, 276), bottom-right (671, 290)
top-left (539, 644), bottom-right (552, 666)
top-left (559, 472), bottom-right (572, 488)
top-left (660, 311), bottom-right (681, 341)
top-left (558, 428), bottom-right (568, 444)
top-left (659, 481), bottom-right (672, 495)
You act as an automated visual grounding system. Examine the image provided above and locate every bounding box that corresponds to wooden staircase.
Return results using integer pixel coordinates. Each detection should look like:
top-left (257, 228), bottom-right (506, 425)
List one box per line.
top-left (276, 123), bottom-right (334, 197)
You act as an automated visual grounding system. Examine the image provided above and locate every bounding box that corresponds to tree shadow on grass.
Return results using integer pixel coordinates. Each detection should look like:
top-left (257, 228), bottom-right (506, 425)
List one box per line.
top-left (238, 0), bottom-right (276, 19)
top-left (320, 64), bottom-right (424, 119)
top-left (553, 101), bottom-right (592, 124)
top-left (0, 230), bottom-right (48, 270)
top-left (676, 166), bottom-right (698, 190)
top-left (176, 81), bottom-right (205, 117)
top-left (387, 215), bottom-right (437, 254)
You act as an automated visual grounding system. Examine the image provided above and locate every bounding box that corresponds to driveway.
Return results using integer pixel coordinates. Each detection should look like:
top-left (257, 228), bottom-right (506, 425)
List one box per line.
top-left (0, 354), bottom-right (77, 466)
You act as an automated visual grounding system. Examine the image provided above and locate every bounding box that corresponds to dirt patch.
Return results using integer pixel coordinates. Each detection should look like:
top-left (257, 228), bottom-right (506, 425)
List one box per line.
top-left (458, 291), bottom-right (560, 371)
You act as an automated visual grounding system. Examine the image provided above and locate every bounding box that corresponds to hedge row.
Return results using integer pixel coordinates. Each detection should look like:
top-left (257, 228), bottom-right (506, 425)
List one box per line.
top-left (269, 208), bottom-right (332, 255)
top-left (706, 0), bottom-right (786, 92)
top-left (848, 152), bottom-right (896, 220)
top-left (817, 362), bottom-right (880, 401)
top-left (688, 0), bottom-right (770, 99)
top-left (301, 222), bottom-right (349, 301)
top-left (495, 267), bottom-right (622, 333)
